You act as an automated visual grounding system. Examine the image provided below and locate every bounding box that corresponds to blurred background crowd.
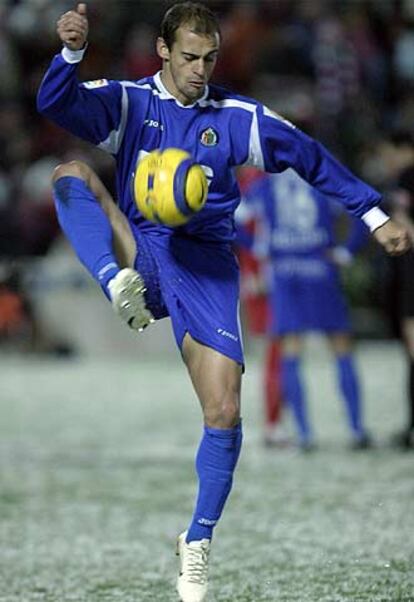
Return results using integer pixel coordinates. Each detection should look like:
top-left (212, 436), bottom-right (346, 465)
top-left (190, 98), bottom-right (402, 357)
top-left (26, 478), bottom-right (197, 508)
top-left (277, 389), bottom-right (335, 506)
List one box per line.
top-left (0, 0), bottom-right (413, 353)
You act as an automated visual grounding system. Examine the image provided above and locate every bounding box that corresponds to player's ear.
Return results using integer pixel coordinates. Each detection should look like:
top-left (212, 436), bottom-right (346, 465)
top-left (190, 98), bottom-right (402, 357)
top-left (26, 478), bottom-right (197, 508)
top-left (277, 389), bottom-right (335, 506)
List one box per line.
top-left (157, 37), bottom-right (170, 61)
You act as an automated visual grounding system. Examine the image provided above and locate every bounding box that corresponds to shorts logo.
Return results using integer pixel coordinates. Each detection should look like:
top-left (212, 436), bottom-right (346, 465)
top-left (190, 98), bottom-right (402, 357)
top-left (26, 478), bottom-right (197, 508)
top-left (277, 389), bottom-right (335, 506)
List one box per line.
top-left (200, 127), bottom-right (219, 147)
top-left (83, 79), bottom-right (109, 89)
top-left (217, 328), bottom-right (238, 342)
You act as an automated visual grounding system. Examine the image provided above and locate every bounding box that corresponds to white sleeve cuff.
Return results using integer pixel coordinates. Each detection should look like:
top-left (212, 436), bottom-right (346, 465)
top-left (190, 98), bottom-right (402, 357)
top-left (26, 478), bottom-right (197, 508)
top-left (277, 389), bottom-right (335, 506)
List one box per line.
top-left (361, 206), bottom-right (390, 232)
top-left (61, 45), bottom-right (87, 64)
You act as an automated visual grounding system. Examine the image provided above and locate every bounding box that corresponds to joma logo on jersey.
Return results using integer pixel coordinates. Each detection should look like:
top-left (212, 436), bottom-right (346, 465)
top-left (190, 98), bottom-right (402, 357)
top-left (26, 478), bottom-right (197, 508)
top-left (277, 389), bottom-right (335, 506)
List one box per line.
top-left (144, 119), bottom-right (164, 131)
top-left (200, 127), bottom-right (219, 147)
top-left (217, 328), bottom-right (238, 342)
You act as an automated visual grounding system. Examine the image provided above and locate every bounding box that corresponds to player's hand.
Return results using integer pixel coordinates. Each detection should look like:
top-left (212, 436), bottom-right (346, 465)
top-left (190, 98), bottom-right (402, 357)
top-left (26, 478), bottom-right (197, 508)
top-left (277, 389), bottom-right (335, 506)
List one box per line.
top-left (373, 219), bottom-right (411, 255)
top-left (57, 3), bottom-right (88, 51)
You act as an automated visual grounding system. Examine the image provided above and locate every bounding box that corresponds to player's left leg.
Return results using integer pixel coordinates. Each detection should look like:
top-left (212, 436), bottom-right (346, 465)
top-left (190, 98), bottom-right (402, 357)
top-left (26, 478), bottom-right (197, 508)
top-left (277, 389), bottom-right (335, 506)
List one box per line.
top-left (328, 332), bottom-right (371, 449)
top-left (176, 334), bottom-right (242, 602)
top-left (264, 338), bottom-right (282, 425)
top-left (263, 338), bottom-right (288, 447)
top-left (52, 160), bottom-right (136, 284)
top-left (52, 161), bottom-right (153, 331)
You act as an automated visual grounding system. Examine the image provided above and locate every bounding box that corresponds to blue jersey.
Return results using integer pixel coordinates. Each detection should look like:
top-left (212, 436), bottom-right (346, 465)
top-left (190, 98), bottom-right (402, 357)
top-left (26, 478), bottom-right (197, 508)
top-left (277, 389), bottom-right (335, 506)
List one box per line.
top-left (237, 170), bottom-right (368, 334)
top-left (240, 169), bottom-right (367, 265)
top-left (37, 48), bottom-right (383, 243)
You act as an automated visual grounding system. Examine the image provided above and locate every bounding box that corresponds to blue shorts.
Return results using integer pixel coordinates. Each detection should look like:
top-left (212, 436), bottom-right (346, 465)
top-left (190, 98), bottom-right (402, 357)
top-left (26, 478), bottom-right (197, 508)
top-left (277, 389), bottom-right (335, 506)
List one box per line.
top-left (132, 228), bottom-right (244, 365)
top-left (269, 262), bottom-right (350, 335)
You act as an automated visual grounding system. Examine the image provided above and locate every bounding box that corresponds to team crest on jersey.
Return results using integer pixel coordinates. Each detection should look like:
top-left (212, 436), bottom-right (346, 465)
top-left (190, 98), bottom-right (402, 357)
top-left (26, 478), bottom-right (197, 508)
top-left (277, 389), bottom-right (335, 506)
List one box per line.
top-left (82, 79), bottom-right (109, 89)
top-left (200, 127), bottom-right (219, 147)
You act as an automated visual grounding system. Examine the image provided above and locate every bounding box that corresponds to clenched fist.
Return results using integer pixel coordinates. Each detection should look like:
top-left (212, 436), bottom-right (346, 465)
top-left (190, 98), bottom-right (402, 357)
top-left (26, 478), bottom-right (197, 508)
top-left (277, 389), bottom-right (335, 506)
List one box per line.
top-left (57, 3), bottom-right (88, 51)
top-left (373, 219), bottom-right (411, 255)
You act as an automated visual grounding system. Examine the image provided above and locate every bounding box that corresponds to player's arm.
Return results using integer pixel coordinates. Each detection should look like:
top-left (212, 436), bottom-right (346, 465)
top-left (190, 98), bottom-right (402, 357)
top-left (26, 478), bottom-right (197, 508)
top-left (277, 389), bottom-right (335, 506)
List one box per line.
top-left (253, 106), bottom-right (410, 255)
top-left (37, 3), bottom-right (124, 151)
top-left (328, 203), bottom-right (369, 266)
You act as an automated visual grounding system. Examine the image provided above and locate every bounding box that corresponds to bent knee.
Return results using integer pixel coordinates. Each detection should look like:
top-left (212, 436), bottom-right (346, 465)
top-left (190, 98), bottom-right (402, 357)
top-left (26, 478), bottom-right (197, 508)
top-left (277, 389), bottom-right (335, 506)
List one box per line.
top-left (52, 160), bottom-right (92, 185)
top-left (204, 399), bottom-right (240, 429)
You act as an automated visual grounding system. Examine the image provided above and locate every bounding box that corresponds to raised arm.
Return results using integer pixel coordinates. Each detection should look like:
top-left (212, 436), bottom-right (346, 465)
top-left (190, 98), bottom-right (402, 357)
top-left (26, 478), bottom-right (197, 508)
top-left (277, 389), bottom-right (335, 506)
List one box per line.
top-left (249, 104), bottom-right (410, 256)
top-left (37, 3), bottom-right (125, 151)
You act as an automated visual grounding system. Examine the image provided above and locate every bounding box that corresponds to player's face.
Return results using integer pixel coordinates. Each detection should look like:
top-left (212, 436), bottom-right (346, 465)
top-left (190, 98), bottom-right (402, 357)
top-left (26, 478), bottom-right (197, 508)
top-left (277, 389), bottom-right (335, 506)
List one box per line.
top-left (157, 26), bottom-right (220, 105)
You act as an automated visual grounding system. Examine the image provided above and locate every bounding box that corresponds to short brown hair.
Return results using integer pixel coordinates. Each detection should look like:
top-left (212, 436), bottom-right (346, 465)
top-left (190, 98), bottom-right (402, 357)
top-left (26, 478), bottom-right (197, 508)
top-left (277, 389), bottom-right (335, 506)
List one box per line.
top-left (161, 2), bottom-right (220, 49)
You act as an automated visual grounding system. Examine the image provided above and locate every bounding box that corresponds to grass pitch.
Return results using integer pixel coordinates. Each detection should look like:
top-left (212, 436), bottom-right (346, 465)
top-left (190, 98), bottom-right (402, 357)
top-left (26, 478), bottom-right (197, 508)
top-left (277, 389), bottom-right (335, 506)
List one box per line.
top-left (0, 341), bottom-right (413, 601)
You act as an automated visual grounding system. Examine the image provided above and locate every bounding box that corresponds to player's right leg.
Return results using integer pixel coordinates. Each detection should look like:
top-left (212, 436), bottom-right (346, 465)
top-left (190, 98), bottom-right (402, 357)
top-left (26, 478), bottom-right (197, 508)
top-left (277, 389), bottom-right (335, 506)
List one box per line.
top-left (328, 332), bottom-right (371, 449)
top-left (52, 160), bottom-right (154, 331)
top-left (177, 335), bottom-right (243, 602)
top-left (280, 334), bottom-right (313, 449)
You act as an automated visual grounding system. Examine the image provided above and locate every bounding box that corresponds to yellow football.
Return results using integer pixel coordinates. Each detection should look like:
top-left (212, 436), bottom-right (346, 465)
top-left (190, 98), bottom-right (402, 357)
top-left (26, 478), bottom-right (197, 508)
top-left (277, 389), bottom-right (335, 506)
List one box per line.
top-left (133, 148), bottom-right (208, 226)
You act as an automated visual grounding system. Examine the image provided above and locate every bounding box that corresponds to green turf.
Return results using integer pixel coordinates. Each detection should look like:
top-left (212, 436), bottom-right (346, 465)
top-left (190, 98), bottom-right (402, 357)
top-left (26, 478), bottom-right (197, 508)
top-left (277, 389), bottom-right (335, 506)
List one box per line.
top-left (0, 341), bottom-right (413, 601)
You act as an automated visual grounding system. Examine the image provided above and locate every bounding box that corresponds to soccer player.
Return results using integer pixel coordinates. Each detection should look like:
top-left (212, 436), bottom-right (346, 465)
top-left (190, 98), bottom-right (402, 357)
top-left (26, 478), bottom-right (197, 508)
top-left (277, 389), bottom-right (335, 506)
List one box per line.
top-left (37, 3), bottom-right (409, 600)
top-left (239, 168), bottom-right (372, 450)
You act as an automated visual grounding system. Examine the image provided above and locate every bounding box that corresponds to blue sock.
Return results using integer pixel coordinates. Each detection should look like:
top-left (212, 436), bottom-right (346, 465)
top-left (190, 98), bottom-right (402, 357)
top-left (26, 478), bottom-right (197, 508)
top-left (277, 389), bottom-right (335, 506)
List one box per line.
top-left (336, 354), bottom-right (363, 437)
top-left (53, 176), bottom-right (120, 297)
top-left (282, 356), bottom-right (311, 444)
top-left (186, 422), bottom-right (242, 543)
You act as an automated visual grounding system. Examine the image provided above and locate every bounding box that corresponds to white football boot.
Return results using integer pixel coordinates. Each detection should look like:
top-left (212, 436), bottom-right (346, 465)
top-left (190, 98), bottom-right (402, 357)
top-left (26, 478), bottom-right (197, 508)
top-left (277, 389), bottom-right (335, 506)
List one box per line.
top-left (108, 268), bottom-right (154, 332)
top-left (176, 531), bottom-right (210, 602)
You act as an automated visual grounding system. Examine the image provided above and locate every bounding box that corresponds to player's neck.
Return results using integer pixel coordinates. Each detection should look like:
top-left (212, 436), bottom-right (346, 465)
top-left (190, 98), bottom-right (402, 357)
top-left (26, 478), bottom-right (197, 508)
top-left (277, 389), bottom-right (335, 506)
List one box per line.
top-left (159, 70), bottom-right (185, 105)
top-left (159, 68), bottom-right (205, 107)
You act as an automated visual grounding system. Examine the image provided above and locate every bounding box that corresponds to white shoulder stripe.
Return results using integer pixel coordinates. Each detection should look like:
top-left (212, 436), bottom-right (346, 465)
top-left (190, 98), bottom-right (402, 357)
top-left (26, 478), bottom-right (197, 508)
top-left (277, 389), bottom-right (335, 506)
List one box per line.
top-left (118, 83), bottom-right (261, 111)
top-left (263, 105), bottom-right (295, 128)
top-left (98, 84), bottom-right (129, 155)
top-left (120, 81), bottom-right (152, 90)
top-left (199, 97), bottom-right (257, 112)
top-left (120, 80), bottom-right (171, 99)
top-left (245, 108), bottom-right (264, 170)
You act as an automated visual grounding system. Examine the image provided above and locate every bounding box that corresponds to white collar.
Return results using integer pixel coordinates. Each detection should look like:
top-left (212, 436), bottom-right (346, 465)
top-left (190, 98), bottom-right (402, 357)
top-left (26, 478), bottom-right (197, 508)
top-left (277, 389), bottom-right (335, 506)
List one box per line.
top-left (153, 71), bottom-right (209, 108)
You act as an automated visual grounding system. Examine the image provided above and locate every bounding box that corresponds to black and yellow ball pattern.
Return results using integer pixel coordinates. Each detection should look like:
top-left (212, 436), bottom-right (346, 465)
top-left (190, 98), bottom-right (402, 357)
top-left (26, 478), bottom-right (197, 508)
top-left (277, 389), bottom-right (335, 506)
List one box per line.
top-left (133, 148), bottom-right (208, 227)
